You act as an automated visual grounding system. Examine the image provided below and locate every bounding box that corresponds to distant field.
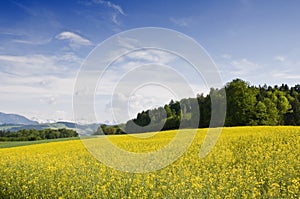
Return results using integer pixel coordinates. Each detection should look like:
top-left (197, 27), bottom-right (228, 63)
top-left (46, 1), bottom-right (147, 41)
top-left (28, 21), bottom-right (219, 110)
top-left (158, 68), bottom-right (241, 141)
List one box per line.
top-left (0, 137), bottom-right (79, 148)
top-left (0, 126), bottom-right (299, 198)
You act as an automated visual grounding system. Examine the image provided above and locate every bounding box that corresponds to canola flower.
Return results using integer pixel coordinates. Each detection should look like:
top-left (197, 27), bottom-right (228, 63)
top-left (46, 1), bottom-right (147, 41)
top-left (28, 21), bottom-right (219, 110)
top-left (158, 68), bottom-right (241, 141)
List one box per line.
top-left (0, 126), bottom-right (299, 198)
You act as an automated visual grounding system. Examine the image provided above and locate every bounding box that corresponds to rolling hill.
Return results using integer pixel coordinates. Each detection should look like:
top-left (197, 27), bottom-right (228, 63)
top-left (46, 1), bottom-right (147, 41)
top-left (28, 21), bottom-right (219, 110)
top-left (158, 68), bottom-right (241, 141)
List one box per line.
top-left (0, 112), bottom-right (38, 125)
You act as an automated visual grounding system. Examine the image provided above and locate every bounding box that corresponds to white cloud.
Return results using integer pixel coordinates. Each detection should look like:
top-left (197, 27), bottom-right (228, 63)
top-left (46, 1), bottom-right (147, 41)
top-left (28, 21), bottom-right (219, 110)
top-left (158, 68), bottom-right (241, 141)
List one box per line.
top-left (0, 53), bottom-right (82, 77)
top-left (55, 31), bottom-right (92, 48)
top-left (0, 52), bottom-right (81, 122)
top-left (230, 58), bottom-right (260, 76)
top-left (123, 49), bottom-right (176, 67)
top-left (0, 74), bottom-right (76, 97)
top-left (271, 70), bottom-right (300, 80)
top-left (170, 17), bottom-right (193, 27)
top-left (273, 55), bottom-right (300, 68)
top-left (221, 54), bottom-right (232, 59)
top-left (40, 95), bottom-right (57, 105)
top-left (117, 36), bottom-right (139, 50)
top-left (274, 55), bottom-right (286, 62)
top-left (103, 90), bottom-right (174, 123)
top-left (92, 60), bottom-right (201, 123)
top-left (55, 110), bottom-right (71, 121)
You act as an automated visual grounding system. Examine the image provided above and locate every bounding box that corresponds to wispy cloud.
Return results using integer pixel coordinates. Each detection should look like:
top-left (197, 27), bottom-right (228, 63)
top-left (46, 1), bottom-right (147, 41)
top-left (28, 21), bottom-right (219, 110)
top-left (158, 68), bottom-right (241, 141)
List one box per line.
top-left (91, 0), bottom-right (126, 25)
top-left (0, 31), bottom-right (26, 37)
top-left (271, 70), bottom-right (300, 80)
top-left (217, 53), bottom-right (300, 86)
top-left (92, 0), bottom-right (125, 15)
top-left (274, 55), bottom-right (300, 67)
top-left (111, 13), bottom-right (119, 25)
top-left (55, 31), bottom-right (92, 49)
top-left (274, 55), bottom-right (286, 63)
top-left (0, 52), bottom-right (82, 78)
top-left (12, 38), bottom-right (51, 45)
top-left (170, 17), bottom-right (193, 27)
top-left (40, 95), bottom-right (57, 105)
top-left (221, 54), bottom-right (232, 59)
top-left (230, 58), bottom-right (260, 76)
top-left (217, 57), bottom-right (261, 81)
top-left (12, 1), bottom-right (37, 16)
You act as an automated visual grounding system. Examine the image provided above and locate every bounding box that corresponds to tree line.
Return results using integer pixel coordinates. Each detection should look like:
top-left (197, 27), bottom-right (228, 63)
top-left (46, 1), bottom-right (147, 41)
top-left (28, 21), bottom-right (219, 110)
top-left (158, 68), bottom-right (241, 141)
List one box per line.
top-left (96, 79), bottom-right (300, 135)
top-left (0, 128), bottom-right (78, 141)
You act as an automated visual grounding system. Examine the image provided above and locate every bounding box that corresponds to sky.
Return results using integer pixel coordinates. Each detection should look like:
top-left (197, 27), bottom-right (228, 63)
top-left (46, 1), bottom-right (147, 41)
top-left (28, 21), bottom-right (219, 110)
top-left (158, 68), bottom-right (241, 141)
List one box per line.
top-left (0, 0), bottom-right (300, 123)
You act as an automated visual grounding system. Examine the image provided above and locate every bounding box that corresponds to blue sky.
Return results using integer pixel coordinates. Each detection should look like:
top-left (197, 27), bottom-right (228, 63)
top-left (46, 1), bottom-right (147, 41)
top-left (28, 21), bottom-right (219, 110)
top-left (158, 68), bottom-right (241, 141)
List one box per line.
top-left (0, 0), bottom-right (300, 122)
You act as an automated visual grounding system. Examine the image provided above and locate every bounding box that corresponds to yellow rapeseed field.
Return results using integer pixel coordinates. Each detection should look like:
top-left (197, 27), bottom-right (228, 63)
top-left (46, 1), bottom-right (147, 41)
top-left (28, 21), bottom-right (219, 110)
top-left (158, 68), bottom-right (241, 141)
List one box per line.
top-left (0, 126), bottom-right (299, 198)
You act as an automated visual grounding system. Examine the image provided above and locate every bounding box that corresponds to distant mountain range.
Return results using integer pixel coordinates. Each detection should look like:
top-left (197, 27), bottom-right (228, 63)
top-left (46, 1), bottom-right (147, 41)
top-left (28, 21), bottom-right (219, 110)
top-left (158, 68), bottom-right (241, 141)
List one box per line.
top-left (0, 112), bottom-right (38, 125)
top-left (0, 112), bottom-right (100, 134)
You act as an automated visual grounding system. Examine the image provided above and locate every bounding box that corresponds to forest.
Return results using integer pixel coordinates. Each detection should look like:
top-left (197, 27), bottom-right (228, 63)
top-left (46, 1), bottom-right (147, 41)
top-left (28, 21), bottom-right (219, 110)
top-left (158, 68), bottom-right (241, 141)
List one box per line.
top-left (97, 79), bottom-right (300, 135)
top-left (0, 128), bottom-right (78, 141)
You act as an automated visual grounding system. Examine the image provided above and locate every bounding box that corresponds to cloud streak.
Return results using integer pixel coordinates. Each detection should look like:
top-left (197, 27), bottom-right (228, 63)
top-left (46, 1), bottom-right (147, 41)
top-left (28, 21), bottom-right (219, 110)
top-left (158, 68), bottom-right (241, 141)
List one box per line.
top-left (91, 0), bottom-right (126, 25)
top-left (92, 0), bottom-right (125, 15)
top-left (170, 17), bottom-right (194, 27)
top-left (0, 53), bottom-right (82, 77)
top-left (12, 38), bottom-right (51, 45)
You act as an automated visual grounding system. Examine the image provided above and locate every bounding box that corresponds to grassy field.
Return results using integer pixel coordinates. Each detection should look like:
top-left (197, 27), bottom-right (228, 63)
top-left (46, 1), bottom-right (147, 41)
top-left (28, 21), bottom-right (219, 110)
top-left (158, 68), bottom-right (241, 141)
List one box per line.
top-left (0, 137), bottom-right (79, 148)
top-left (0, 126), bottom-right (299, 198)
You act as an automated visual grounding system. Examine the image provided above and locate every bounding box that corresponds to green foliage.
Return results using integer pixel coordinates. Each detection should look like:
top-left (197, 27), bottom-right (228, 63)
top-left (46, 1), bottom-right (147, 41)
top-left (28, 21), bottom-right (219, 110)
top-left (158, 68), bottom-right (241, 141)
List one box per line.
top-left (95, 124), bottom-right (125, 135)
top-left (0, 128), bottom-right (78, 141)
top-left (225, 79), bottom-right (257, 126)
top-left (99, 79), bottom-right (300, 134)
top-left (252, 101), bottom-right (268, 125)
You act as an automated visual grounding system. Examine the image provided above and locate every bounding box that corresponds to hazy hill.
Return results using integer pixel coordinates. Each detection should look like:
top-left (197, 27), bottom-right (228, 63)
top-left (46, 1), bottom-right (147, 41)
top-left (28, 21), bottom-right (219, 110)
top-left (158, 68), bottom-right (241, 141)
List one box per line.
top-left (0, 112), bottom-right (38, 125)
top-left (0, 114), bottom-right (100, 134)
